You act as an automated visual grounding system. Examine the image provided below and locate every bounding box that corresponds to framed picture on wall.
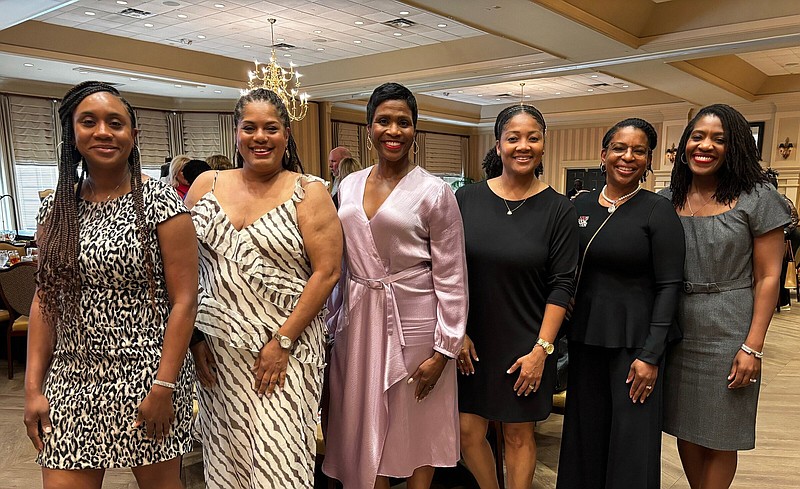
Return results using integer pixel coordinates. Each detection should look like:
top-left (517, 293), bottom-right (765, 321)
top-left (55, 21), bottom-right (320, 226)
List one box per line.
top-left (750, 121), bottom-right (765, 158)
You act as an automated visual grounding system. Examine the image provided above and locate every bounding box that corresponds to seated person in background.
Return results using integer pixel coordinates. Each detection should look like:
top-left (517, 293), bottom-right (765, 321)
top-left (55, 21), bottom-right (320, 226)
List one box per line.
top-left (206, 154), bottom-right (233, 171)
top-left (182, 159), bottom-right (212, 188)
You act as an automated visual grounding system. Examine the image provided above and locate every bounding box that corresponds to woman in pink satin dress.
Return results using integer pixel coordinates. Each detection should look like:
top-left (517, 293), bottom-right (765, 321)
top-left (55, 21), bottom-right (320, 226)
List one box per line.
top-left (323, 82), bottom-right (468, 489)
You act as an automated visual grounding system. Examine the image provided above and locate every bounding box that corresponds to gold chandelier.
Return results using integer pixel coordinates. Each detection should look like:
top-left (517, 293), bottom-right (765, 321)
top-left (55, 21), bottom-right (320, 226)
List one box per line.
top-left (245, 18), bottom-right (309, 121)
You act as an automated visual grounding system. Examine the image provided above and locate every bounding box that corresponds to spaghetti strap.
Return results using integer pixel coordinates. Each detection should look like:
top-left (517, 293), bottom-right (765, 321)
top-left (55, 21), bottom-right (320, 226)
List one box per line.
top-left (211, 171), bottom-right (220, 193)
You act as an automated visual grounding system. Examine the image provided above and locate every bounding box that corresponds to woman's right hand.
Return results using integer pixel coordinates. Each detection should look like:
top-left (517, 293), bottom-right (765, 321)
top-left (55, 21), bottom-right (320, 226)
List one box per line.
top-left (191, 340), bottom-right (217, 388)
top-left (458, 334), bottom-right (479, 375)
top-left (24, 392), bottom-right (51, 452)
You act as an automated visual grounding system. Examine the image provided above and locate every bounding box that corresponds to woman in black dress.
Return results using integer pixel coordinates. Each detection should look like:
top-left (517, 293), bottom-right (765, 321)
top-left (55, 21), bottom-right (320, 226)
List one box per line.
top-left (556, 118), bottom-right (685, 489)
top-left (456, 104), bottom-right (578, 489)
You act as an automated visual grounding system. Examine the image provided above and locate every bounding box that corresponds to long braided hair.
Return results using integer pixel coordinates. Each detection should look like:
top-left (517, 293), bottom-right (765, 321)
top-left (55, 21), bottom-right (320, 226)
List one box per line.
top-left (233, 88), bottom-right (304, 173)
top-left (668, 104), bottom-right (768, 209)
top-left (38, 81), bottom-right (157, 328)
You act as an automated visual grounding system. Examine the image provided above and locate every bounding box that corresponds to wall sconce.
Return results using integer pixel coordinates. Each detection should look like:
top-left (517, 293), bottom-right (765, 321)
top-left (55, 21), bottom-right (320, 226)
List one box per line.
top-left (665, 143), bottom-right (677, 164)
top-left (778, 137), bottom-right (793, 159)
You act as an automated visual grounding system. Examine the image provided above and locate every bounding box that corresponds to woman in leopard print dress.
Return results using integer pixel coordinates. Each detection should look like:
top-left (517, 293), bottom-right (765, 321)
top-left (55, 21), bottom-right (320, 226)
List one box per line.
top-left (23, 81), bottom-right (198, 488)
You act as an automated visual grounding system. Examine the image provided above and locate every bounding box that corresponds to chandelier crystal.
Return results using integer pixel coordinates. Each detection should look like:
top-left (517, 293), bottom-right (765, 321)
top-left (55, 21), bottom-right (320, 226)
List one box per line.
top-left (244, 18), bottom-right (309, 121)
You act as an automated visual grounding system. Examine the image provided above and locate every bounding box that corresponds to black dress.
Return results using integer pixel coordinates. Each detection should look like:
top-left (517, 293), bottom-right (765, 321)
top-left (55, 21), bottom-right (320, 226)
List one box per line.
top-left (456, 181), bottom-right (578, 422)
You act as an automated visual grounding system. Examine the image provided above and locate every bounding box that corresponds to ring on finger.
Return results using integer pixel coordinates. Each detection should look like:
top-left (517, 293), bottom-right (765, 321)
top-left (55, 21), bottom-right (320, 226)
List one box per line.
top-left (749, 378), bottom-right (757, 383)
top-left (645, 385), bottom-right (653, 390)
top-left (526, 384), bottom-right (534, 390)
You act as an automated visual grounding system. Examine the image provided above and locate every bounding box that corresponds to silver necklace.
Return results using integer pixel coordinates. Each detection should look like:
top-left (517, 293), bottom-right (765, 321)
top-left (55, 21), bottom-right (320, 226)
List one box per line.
top-left (86, 171), bottom-right (130, 201)
top-left (500, 179), bottom-right (536, 215)
top-left (686, 192), bottom-right (715, 216)
top-left (601, 184), bottom-right (641, 213)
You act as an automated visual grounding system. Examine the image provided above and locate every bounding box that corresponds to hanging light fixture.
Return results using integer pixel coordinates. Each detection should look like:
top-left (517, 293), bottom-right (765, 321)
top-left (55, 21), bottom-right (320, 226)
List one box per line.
top-left (244, 18), bottom-right (309, 121)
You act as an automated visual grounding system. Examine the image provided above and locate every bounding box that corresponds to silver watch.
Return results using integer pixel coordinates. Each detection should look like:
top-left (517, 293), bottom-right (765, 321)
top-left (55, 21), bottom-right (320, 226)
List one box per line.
top-left (274, 332), bottom-right (293, 350)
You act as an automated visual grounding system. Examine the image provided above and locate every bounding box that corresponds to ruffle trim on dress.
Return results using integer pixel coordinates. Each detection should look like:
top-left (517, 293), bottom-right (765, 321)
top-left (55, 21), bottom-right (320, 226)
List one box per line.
top-left (291, 174), bottom-right (329, 204)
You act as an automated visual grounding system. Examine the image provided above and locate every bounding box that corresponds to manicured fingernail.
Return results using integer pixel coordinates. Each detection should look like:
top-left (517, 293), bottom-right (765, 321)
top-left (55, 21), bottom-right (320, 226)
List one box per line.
top-left (44, 427), bottom-right (52, 434)
top-left (506, 369), bottom-right (512, 374)
top-left (407, 378), bottom-right (414, 384)
top-left (475, 357), bottom-right (479, 361)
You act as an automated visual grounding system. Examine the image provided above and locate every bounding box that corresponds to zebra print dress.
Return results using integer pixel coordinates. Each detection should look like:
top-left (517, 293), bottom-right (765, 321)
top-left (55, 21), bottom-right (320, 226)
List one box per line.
top-left (192, 172), bottom-right (326, 489)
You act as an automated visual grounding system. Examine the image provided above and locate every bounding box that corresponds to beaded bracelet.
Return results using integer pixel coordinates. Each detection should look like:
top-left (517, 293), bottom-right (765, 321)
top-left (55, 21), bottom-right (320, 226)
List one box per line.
top-left (740, 343), bottom-right (764, 359)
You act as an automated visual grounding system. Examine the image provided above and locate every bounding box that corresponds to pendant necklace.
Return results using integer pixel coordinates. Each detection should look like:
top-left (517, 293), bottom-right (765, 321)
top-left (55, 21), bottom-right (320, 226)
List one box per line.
top-left (686, 192), bottom-right (715, 216)
top-left (600, 184), bottom-right (641, 213)
top-left (86, 170), bottom-right (130, 202)
top-left (500, 178), bottom-right (537, 216)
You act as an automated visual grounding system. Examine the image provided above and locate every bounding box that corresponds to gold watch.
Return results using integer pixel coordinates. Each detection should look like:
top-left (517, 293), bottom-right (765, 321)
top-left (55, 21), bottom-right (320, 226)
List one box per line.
top-left (274, 332), bottom-right (293, 350)
top-left (536, 338), bottom-right (555, 355)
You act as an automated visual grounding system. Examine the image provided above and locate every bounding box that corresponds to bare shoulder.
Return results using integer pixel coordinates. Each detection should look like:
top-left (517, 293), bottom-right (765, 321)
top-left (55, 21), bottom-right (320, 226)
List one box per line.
top-left (184, 170), bottom-right (219, 208)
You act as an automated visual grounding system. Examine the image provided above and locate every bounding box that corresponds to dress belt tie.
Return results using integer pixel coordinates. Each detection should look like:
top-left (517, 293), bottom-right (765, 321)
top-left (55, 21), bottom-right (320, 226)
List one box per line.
top-left (683, 277), bottom-right (752, 294)
top-left (350, 263), bottom-right (431, 391)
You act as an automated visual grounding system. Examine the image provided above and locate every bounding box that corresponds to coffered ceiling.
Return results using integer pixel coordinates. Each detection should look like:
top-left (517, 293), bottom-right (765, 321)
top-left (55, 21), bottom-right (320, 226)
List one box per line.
top-left (1, 0), bottom-right (800, 123)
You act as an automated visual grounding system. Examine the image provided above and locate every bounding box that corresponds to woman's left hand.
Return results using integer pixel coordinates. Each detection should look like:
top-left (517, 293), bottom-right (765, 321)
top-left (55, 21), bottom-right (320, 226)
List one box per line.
top-left (627, 359), bottom-right (658, 403)
top-left (728, 349), bottom-right (761, 389)
top-left (252, 339), bottom-right (290, 398)
top-left (409, 352), bottom-right (448, 401)
top-left (508, 347), bottom-right (547, 396)
top-left (135, 385), bottom-right (175, 441)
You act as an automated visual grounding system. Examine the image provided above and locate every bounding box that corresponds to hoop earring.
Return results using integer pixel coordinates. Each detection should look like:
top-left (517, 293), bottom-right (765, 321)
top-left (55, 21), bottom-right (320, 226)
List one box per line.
top-left (599, 161), bottom-right (606, 174)
top-left (412, 139), bottom-right (419, 156)
top-left (680, 154), bottom-right (688, 165)
top-left (367, 135), bottom-right (373, 151)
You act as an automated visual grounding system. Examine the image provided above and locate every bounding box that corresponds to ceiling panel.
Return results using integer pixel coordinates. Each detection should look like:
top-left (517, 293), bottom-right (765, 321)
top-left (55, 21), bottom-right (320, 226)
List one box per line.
top-left (739, 47), bottom-right (800, 76)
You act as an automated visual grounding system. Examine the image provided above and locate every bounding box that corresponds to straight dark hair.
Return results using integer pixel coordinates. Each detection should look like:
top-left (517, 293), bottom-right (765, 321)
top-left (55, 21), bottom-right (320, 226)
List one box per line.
top-left (366, 82), bottom-right (418, 126)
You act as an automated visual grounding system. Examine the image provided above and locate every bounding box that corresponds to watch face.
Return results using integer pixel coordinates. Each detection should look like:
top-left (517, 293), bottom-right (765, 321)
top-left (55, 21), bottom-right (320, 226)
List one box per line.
top-left (279, 336), bottom-right (292, 349)
top-left (544, 344), bottom-right (554, 355)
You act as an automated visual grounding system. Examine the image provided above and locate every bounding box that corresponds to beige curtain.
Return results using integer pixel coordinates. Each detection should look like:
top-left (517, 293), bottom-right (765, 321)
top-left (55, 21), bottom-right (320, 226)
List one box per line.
top-left (218, 113), bottom-right (235, 162)
top-left (0, 95), bottom-right (19, 229)
top-left (166, 111), bottom-right (184, 157)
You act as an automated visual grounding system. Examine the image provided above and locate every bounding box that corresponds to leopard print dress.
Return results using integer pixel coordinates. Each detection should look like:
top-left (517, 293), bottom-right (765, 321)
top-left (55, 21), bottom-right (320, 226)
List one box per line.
top-left (36, 179), bottom-right (194, 469)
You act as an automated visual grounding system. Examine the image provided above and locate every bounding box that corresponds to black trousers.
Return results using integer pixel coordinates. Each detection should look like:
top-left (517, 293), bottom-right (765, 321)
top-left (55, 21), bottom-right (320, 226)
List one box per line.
top-left (557, 342), bottom-right (662, 489)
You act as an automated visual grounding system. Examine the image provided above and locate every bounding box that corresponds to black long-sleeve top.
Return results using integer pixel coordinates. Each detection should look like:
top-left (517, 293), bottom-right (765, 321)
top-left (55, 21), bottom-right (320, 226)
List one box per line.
top-left (569, 189), bottom-right (685, 364)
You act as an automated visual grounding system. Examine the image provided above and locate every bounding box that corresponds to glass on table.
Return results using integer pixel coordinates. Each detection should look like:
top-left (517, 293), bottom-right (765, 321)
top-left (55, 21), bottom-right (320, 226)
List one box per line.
top-left (8, 250), bottom-right (20, 265)
top-left (27, 247), bottom-right (39, 262)
top-left (0, 251), bottom-right (8, 267)
top-left (0, 230), bottom-right (16, 242)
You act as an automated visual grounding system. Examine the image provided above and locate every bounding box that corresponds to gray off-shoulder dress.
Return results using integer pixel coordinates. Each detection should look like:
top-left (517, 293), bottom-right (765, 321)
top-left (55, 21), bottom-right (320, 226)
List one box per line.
top-left (660, 184), bottom-right (789, 450)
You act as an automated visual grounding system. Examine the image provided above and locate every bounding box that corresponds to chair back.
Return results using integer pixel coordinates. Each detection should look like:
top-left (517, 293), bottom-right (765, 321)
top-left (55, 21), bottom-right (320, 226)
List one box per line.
top-left (0, 242), bottom-right (25, 254)
top-left (39, 189), bottom-right (54, 202)
top-left (0, 262), bottom-right (36, 318)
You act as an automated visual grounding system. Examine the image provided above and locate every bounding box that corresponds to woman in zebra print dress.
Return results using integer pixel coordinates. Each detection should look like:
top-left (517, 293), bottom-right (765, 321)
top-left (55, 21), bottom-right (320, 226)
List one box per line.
top-left (185, 88), bottom-right (342, 489)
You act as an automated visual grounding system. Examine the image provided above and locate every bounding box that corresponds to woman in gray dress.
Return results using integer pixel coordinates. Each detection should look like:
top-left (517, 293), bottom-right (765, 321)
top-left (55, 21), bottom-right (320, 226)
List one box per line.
top-left (661, 104), bottom-right (790, 488)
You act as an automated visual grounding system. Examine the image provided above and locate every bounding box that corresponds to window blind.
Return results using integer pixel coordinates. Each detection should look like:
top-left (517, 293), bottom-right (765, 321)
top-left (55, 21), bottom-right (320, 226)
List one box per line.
top-left (136, 109), bottom-right (170, 168)
top-left (9, 96), bottom-right (56, 163)
top-left (333, 122), bottom-right (362, 162)
top-left (183, 112), bottom-right (221, 159)
top-left (423, 133), bottom-right (464, 175)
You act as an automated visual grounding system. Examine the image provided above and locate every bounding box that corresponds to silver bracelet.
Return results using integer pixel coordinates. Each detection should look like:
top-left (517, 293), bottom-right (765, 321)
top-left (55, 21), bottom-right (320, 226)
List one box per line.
top-left (153, 379), bottom-right (176, 390)
top-left (740, 343), bottom-right (764, 359)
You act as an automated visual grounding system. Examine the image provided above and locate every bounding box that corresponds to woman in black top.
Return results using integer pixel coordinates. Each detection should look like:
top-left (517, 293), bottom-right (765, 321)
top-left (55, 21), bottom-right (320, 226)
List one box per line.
top-left (556, 118), bottom-right (685, 489)
top-left (456, 105), bottom-right (578, 489)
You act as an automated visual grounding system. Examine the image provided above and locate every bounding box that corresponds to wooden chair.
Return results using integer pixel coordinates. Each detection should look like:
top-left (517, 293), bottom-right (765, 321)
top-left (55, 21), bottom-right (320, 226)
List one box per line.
top-left (38, 189), bottom-right (54, 201)
top-left (0, 262), bottom-right (36, 379)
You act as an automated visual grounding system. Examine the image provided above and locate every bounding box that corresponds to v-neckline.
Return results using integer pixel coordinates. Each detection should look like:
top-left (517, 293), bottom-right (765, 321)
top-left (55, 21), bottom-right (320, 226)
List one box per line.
top-left (360, 165), bottom-right (417, 222)
top-left (205, 191), bottom-right (292, 233)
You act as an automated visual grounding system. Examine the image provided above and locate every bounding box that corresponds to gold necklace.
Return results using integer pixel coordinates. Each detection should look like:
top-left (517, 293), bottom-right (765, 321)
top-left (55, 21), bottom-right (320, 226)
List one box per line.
top-left (686, 191), bottom-right (715, 216)
top-left (86, 171), bottom-right (130, 201)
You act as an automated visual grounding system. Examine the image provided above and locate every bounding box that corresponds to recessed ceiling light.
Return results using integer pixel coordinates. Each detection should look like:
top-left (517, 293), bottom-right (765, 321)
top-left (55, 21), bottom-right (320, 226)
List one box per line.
top-left (587, 88), bottom-right (594, 92)
top-left (477, 94), bottom-right (483, 97)
top-left (622, 85), bottom-right (629, 88)
top-left (457, 90), bottom-right (463, 93)
top-left (85, 11), bottom-right (96, 16)
top-left (316, 47), bottom-right (325, 51)
top-left (144, 23), bottom-right (154, 27)
top-left (555, 92), bottom-right (561, 95)
top-left (174, 84), bottom-right (182, 88)
top-left (177, 14), bottom-right (187, 18)
top-left (313, 30), bottom-right (321, 34)
top-left (400, 10), bottom-right (410, 15)
top-left (283, 54), bottom-right (291, 57)
top-left (116, 0), bottom-right (127, 4)
top-left (214, 90), bottom-right (222, 93)
top-left (197, 35), bottom-right (206, 39)
top-left (243, 44), bottom-right (250, 48)
top-left (355, 21), bottom-right (364, 25)
top-left (79, 70), bottom-right (88, 74)
top-left (590, 74), bottom-right (598, 78)
top-left (23, 63), bottom-right (34, 67)
top-left (277, 38), bottom-right (284, 42)
top-left (525, 95), bottom-right (531, 98)
top-left (353, 40), bottom-right (362, 44)
top-left (214, 3), bottom-right (225, 7)
top-left (393, 32), bottom-right (402, 36)
top-left (130, 77), bottom-right (138, 80)
top-left (437, 23), bottom-right (447, 27)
